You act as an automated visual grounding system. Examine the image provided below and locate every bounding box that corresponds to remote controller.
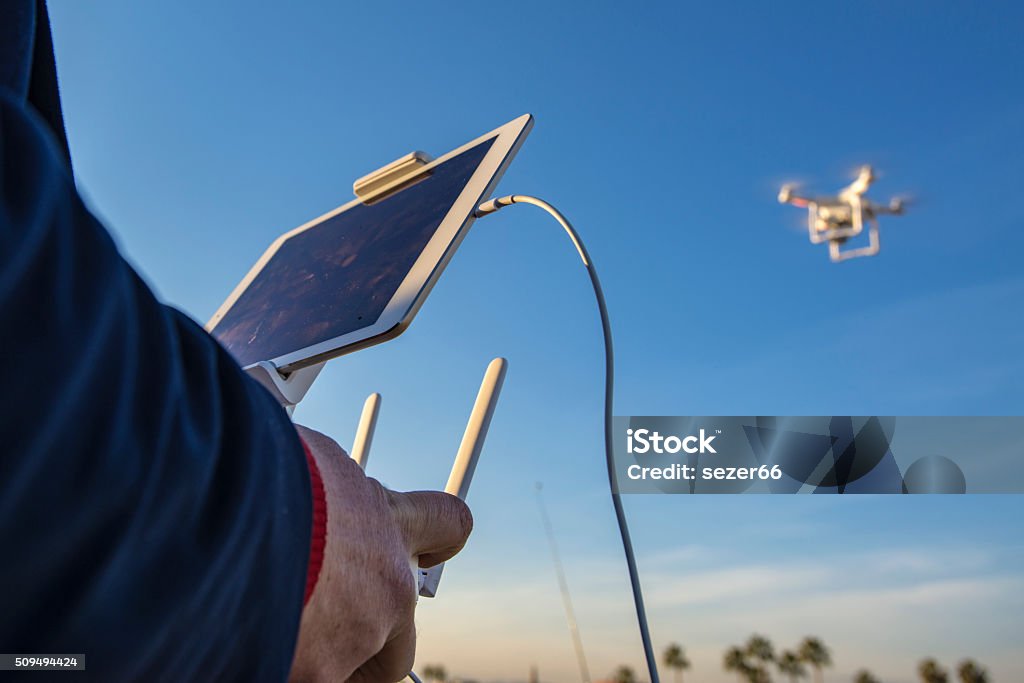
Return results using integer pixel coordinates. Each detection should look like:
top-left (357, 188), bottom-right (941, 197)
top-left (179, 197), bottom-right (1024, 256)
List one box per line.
top-left (350, 358), bottom-right (508, 598)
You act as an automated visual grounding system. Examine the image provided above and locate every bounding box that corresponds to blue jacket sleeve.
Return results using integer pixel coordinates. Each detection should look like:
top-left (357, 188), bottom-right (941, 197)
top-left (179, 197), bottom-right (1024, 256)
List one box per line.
top-left (0, 90), bottom-right (312, 681)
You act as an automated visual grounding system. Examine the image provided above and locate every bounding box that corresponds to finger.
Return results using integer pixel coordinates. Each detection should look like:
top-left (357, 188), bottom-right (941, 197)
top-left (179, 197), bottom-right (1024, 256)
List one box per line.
top-left (346, 615), bottom-right (417, 683)
top-left (387, 490), bottom-right (473, 567)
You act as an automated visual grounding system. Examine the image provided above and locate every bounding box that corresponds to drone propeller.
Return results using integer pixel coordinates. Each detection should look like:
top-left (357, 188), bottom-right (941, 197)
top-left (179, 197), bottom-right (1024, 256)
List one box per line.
top-left (851, 163), bottom-right (877, 176)
top-left (892, 194), bottom-right (917, 210)
top-left (868, 194), bottom-right (916, 215)
top-left (838, 165), bottom-right (877, 201)
top-left (778, 182), bottom-right (811, 207)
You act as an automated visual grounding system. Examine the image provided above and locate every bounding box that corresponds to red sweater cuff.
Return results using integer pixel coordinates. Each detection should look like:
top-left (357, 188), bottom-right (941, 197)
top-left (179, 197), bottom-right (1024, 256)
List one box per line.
top-left (300, 438), bottom-right (327, 605)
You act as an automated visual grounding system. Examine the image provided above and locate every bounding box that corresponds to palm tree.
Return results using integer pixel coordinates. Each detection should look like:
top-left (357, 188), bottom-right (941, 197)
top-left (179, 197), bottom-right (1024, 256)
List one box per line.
top-left (797, 637), bottom-right (831, 683)
top-left (745, 634), bottom-right (775, 682)
top-left (724, 646), bottom-right (751, 682)
top-left (956, 659), bottom-right (988, 683)
top-left (853, 670), bottom-right (880, 683)
top-left (777, 650), bottom-right (807, 683)
top-left (422, 665), bottom-right (448, 683)
top-left (746, 635), bottom-right (776, 664)
top-left (613, 665), bottom-right (636, 683)
top-left (918, 658), bottom-right (949, 683)
top-left (663, 643), bottom-right (691, 683)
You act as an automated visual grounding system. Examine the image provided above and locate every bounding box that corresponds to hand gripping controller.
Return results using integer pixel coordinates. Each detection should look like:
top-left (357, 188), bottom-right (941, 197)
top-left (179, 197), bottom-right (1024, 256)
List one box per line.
top-left (349, 358), bottom-right (507, 598)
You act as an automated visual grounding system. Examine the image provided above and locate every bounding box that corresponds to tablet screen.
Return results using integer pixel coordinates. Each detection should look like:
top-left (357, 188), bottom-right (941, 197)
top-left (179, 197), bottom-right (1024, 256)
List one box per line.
top-left (211, 137), bottom-right (495, 368)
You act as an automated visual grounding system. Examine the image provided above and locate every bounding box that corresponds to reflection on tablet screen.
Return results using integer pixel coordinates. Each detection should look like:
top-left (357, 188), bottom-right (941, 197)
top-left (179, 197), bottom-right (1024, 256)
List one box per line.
top-left (211, 137), bottom-right (494, 368)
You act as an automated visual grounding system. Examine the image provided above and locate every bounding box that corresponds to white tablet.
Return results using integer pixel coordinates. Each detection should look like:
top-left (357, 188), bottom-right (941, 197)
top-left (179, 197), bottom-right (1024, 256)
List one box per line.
top-left (206, 114), bottom-right (533, 372)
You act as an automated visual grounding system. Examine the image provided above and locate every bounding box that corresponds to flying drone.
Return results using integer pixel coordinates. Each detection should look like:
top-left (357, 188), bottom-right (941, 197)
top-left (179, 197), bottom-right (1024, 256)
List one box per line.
top-left (779, 165), bottom-right (907, 262)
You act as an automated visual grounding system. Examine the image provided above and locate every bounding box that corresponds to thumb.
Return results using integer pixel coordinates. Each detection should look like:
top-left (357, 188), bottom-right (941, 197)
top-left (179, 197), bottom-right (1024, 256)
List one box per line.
top-left (387, 490), bottom-right (473, 567)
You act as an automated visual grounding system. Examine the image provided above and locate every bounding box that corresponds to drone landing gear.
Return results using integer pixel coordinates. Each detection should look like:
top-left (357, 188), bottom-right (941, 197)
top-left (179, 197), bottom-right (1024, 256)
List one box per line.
top-left (825, 216), bottom-right (880, 263)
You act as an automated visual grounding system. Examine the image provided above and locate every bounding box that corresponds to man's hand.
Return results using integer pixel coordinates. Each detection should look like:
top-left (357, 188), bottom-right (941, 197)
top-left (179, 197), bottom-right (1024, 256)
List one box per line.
top-left (289, 426), bottom-right (473, 683)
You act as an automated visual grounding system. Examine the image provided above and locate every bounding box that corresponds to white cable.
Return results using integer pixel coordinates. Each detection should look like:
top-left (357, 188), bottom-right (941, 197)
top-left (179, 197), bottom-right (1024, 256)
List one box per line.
top-left (475, 195), bottom-right (661, 683)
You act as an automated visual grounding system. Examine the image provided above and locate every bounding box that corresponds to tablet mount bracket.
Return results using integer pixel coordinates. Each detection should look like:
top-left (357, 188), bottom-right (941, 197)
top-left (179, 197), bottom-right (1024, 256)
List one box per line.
top-left (245, 361), bottom-right (325, 415)
top-left (353, 150), bottom-right (434, 204)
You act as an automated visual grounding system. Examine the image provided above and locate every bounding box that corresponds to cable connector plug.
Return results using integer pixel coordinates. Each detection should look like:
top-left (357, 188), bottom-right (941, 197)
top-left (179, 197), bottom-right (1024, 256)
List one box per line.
top-left (474, 195), bottom-right (517, 217)
top-left (475, 195), bottom-right (589, 266)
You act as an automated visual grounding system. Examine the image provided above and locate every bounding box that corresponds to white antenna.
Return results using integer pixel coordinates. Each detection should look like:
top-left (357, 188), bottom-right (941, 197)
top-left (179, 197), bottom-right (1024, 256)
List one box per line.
top-left (351, 393), bottom-right (381, 469)
top-left (445, 358), bottom-right (507, 497)
top-left (418, 357), bottom-right (508, 597)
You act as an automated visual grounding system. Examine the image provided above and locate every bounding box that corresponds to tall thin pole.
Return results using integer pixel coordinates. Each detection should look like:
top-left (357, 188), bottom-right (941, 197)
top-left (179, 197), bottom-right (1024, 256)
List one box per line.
top-left (535, 482), bottom-right (592, 683)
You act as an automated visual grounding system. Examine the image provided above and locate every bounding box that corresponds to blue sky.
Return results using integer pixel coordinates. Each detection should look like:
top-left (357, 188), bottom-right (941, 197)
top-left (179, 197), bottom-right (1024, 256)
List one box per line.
top-left (49, 2), bottom-right (1023, 681)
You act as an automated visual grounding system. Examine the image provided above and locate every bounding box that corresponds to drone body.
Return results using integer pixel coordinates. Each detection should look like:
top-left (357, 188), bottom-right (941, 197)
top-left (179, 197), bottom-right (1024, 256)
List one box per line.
top-left (779, 165), bottom-right (906, 262)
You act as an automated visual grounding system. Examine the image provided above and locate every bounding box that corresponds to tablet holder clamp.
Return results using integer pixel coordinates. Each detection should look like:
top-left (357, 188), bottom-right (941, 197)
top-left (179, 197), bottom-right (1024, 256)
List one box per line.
top-left (245, 361), bottom-right (325, 415)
